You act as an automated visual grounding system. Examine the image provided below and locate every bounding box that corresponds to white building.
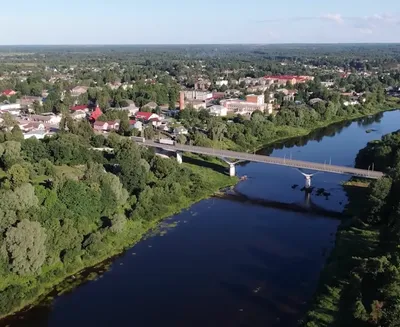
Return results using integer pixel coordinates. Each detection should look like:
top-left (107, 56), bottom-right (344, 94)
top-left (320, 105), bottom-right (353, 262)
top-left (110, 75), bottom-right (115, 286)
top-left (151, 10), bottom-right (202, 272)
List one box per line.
top-left (215, 80), bottom-right (229, 87)
top-left (343, 100), bottom-right (360, 106)
top-left (71, 110), bottom-right (87, 120)
top-left (220, 99), bottom-right (267, 116)
top-left (174, 126), bottom-right (189, 135)
top-left (0, 103), bottom-right (21, 115)
top-left (23, 130), bottom-right (48, 140)
top-left (182, 90), bottom-right (212, 101)
top-left (31, 114), bottom-right (62, 125)
top-left (208, 105), bottom-right (228, 117)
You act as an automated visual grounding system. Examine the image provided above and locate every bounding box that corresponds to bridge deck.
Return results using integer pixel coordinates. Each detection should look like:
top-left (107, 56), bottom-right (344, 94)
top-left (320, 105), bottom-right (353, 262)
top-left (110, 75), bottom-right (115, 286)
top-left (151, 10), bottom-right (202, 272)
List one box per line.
top-left (136, 139), bottom-right (384, 179)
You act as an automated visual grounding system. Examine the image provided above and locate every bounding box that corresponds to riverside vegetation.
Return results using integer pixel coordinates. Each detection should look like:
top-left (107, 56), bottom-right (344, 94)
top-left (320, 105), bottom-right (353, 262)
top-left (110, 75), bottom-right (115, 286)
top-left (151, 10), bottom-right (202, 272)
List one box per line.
top-left (0, 120), bottom-right (237, 319)
top-left (302, 129), bottom-right (400, 327)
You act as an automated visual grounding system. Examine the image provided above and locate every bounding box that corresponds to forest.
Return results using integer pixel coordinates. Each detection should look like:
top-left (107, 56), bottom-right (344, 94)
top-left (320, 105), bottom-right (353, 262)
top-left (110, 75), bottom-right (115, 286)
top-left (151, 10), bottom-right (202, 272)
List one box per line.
top-left (302, 129), bottom-right (400, 327)
top-left (0, 122), bottom-right (235, 318)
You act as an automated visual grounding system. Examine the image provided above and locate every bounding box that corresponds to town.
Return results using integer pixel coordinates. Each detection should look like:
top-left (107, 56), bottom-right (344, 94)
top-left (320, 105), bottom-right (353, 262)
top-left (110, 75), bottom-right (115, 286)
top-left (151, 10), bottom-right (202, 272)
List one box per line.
top-left (0, 46), bottom-right (398, 146)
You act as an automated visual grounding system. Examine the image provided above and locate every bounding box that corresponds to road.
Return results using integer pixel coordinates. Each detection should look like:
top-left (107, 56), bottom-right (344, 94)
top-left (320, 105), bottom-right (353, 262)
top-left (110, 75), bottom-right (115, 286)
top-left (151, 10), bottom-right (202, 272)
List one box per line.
top-left (137, 139), bottom-right (384, 179)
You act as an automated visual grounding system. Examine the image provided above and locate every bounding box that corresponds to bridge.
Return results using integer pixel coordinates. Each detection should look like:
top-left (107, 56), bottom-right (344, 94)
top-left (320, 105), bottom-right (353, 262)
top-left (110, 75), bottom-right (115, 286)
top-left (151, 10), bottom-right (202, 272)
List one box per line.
top-left (132, 138), bottom-right (384, 186)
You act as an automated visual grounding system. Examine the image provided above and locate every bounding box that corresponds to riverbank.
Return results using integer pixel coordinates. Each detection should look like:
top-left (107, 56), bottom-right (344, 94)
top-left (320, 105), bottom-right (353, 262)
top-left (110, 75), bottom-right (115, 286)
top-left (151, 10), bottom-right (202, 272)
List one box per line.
top-left (300, 218), bottom-right (380, 327)
top-left (256, 102), bottom-right (399, 151)
top-left (221, 102), bottom-right (399, 153)
top-left (0, 160), bottom-right (238, 321)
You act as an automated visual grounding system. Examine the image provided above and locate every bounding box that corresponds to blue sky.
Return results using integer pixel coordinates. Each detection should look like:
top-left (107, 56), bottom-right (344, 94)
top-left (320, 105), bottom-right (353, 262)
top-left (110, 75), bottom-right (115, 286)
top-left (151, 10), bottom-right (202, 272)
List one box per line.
top-left (1, 0), bottom-right (399, 44)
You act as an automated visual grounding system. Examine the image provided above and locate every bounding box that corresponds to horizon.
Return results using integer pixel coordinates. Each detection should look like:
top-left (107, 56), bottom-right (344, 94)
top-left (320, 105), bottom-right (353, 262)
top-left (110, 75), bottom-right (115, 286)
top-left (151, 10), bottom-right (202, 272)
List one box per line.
top-left (1, 42), bottom-right (400, 47)
top-left (1, 0), bottom-right (399, 44)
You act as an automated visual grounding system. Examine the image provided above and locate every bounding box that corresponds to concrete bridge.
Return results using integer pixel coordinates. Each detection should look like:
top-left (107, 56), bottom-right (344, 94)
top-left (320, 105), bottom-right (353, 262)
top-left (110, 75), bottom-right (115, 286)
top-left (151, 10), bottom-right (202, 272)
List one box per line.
top-left (132, 138), bottom-right (384, 187)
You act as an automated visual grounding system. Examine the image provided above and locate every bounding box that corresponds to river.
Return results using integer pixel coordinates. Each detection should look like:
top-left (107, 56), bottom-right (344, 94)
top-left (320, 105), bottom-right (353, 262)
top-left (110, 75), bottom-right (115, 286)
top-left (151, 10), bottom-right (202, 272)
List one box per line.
top-left (3, 110), bottom-right (400, 327)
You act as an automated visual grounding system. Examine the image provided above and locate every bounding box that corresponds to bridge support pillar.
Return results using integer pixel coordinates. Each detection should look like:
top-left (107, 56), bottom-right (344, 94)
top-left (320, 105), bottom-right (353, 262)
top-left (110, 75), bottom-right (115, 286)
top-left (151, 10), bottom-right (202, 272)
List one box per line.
top-left (176, 151), bottom-right (183, 164)
top-left (229, 163), bottom-right (236, 177)
top-left (305, 175), bottom-right (312, 189)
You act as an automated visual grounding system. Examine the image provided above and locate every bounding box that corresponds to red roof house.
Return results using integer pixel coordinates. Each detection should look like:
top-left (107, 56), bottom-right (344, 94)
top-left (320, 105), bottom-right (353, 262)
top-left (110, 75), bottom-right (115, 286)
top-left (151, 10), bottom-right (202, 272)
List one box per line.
top-left (2, 89), bottom-right (17, 97)
top-left (135, 112), bottom-right (159, 121)
top-left (70, 105), bottom-right (89, 111)
top-left (90, 106), bottom-right (103, 121)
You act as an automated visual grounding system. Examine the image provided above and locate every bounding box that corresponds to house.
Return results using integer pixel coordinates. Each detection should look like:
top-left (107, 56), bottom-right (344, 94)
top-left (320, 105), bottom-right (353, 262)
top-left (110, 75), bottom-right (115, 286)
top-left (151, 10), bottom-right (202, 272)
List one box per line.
top-left (23, 130), bottom-right (48, 140)
top-left (135, 112), bottom-right (159, 121)
top-left (2, 89), bottom-right (17, 97)
top-left (18, 121), bottom-right (45, 132)
top-left (212, 92), bottom-right (225, 99)
top-left (0, 103), bottom-right (21, 115)
top-left (114, 104), bottom-right (139, 116)
top-left (71, 110), bottom-right (87, 120)
top-left (150, 117), bottom-right (162, 127)
top-left (90, 106), bottom-right (103, 120)
top-left (208, 105), bottom-right (228, 117)
top-left (19, 96), bottom-right (42, 107)
top-left (71, 86), bottom-right (88, 97)
top-left (107, 120), bottom-right (120, 131)
top-left (158, 123), bottom-right (170, 132)
top-left (142, 101), bottom-right (158, 110)
top-left (186, 100), bottom-right (206, 110)
top-left (174, 126), bottom-right (189, 135)
top-left (31, 114), bottom-right (62, 124)
top-left (215, 80), bottom-right (228, 87)
top-left (129, 120), bottom-right (143, 132)
top-left (343, 100), bottom-right (360, 106)
top-left (70, 105), bottom-right (89, 112)
top-left (93, 121), bottom-right (108, 132)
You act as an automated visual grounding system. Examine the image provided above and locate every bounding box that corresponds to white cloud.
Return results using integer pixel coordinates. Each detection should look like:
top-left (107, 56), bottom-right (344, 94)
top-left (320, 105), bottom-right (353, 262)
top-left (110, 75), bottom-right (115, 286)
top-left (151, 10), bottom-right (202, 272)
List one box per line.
top-left (321, 13), bottom-right (343, 24)
top-left (357, 28), bottom-right (373, 34)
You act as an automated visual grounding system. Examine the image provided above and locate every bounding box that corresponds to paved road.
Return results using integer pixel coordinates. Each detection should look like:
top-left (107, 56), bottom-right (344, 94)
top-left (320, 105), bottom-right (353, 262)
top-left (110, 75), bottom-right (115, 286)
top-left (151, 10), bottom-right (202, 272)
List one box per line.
top-left (137, 139), bottom-right (384, 179)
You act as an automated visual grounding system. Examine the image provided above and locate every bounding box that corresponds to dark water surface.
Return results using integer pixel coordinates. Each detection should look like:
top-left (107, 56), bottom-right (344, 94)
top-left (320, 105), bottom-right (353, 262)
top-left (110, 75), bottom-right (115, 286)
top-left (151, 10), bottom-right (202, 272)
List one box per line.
top-left (4, 111), bottom-right (400, 327)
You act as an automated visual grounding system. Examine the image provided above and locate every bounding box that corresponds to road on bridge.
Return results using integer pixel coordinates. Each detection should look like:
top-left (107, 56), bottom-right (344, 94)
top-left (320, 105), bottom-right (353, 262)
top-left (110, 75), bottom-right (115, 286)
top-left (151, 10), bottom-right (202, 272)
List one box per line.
top-left (136, 139), bottom-right (384, 179)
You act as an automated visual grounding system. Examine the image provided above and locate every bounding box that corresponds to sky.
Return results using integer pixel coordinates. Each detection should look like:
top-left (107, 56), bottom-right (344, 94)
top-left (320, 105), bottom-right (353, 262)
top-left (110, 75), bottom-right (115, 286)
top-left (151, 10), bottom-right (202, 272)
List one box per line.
top-left (1, 0), bottom-right (400, 44)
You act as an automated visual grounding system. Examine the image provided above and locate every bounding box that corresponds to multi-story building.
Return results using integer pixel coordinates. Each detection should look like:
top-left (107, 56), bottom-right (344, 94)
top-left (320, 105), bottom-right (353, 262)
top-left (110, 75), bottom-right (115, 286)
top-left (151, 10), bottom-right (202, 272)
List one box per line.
top-left (264, 75), bottom-right (314, 86)
top-left (246, 94), bottom-right (265, 105)
top-left (220, 99), bottom-right (270, 116)
top-left (181, 90), bottom-right (212, 101)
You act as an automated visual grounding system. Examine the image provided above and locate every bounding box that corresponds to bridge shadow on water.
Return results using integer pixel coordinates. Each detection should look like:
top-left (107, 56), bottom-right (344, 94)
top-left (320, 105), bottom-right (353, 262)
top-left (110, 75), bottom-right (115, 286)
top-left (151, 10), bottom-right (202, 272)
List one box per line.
top-left (214, 189), bottom-right (346, 220)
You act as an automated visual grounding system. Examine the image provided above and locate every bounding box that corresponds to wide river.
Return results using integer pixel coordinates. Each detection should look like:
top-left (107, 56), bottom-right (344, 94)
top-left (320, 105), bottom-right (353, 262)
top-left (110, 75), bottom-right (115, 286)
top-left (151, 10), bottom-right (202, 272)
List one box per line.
top-left (4, 110), bottom-right (400, 327)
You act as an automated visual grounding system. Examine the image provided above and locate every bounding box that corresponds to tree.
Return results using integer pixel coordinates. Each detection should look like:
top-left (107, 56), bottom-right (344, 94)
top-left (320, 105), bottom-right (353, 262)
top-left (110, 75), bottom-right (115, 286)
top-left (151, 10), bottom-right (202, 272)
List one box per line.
top-left (0, 113), bottom-right (16, 131)
top-left (5, 220), bottom-right (47, 275)
top-left (33, 100), bottom-right (43, 114)
top-left (110, 213), bottom-right (126, 233)
top-left (10, 125), bottom-right (23, 142)
top-left (7, 164), bottom-right (29, 189)
top-left (118, 118), bottom-right (130, 136)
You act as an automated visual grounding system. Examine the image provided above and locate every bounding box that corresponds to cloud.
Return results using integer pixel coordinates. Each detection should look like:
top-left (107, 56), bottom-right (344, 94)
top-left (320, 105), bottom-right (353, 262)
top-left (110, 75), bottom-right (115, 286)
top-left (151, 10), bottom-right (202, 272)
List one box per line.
top-left (357, 28), bottom-right (373, 34)
top-left (321, 14), bottom-right (343, 24)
